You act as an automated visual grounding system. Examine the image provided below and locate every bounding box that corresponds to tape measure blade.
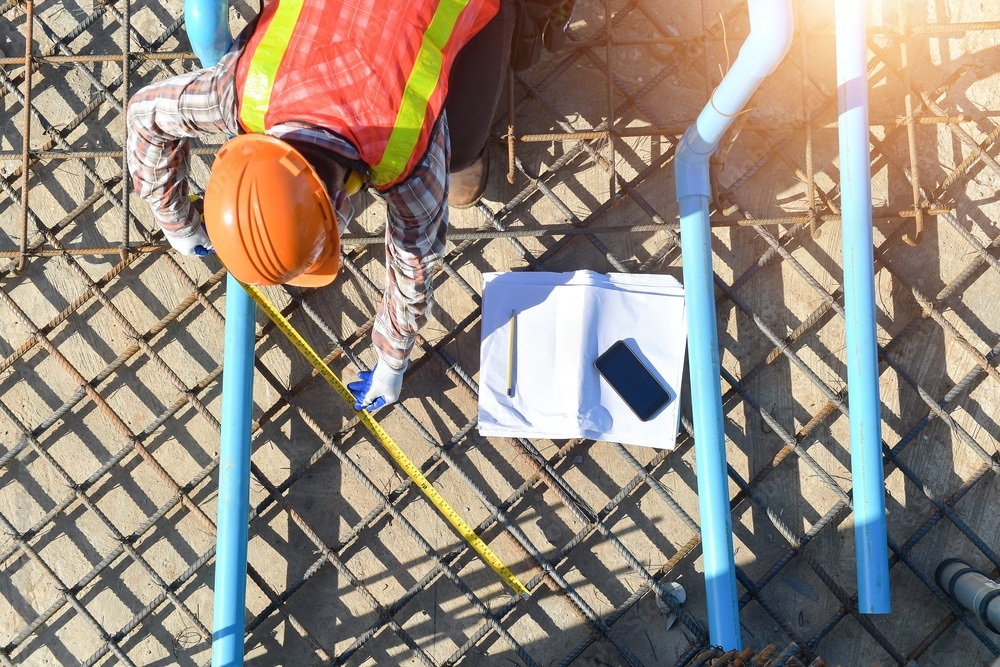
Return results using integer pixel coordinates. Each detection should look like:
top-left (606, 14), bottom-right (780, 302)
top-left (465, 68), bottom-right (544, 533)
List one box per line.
top-left (240, 282), bottom-right (530, 598)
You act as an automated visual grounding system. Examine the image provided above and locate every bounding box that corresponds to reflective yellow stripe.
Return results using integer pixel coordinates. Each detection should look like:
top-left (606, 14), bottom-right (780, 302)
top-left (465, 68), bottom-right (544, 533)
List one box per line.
top-left (240, 0), bottom-right (306, 134)
top-left (371, 0), bottom-right (470, 185)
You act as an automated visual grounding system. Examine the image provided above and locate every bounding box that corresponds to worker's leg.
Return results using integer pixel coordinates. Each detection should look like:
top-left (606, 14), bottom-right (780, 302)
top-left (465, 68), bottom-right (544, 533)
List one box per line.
top-left (445, 0), bottom-right (516, 173)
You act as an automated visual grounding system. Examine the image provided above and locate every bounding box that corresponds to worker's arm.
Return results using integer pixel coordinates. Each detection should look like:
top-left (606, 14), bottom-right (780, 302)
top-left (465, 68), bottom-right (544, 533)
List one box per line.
top-left (352, 116), bottom-right (450, 409)
top-left (126, 51), bottom-right (242, 253)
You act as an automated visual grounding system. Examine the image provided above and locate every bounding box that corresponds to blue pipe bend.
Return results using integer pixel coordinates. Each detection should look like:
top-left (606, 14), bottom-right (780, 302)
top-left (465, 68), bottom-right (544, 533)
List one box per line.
top-left (673, 0), bottom-right (794, 651)
top-left (185, 0), bottom-right (232, 67)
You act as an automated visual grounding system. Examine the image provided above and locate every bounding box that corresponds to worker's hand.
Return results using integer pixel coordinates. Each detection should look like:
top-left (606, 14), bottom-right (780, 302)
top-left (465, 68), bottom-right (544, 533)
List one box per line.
top-left (347, 361), bottom-right (406, 412)
top-left (164, 200), bottom-right (213, 256)
top-left (164, 218), bottom-right (213, 256)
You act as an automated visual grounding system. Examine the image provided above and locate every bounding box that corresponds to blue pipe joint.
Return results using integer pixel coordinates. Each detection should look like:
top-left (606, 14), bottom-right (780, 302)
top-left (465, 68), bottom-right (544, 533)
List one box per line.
top-left (675, 128), bottom-right (714, 200)
top-left (185, 0), bottom-right (233, 67)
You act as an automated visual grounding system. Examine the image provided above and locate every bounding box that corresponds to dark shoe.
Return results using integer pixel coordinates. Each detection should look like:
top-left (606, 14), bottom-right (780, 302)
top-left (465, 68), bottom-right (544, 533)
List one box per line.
top-left (449, 155), bottom-right (489, 209)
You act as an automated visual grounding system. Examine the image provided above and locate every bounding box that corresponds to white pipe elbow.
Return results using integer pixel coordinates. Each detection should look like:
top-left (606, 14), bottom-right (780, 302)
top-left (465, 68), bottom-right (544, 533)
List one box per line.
top-left (675, 0), bottom-right (793, 200)
top-left (743, 0), bottom-right (794, 78)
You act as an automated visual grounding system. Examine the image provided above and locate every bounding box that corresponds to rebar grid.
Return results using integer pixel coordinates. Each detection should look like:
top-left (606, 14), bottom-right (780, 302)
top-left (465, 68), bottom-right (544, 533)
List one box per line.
top-left (3, 0), bottom-right (1000, 665)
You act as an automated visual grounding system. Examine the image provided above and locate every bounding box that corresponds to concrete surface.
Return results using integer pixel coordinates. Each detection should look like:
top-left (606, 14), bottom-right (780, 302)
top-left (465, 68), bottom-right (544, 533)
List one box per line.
top-left (3, 0), bottom-right (1000, 665)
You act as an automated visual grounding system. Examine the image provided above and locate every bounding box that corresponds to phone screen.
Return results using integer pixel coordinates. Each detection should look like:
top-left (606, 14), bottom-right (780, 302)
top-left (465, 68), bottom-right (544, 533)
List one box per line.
top-left (594, 340), bottom-right (673, 421)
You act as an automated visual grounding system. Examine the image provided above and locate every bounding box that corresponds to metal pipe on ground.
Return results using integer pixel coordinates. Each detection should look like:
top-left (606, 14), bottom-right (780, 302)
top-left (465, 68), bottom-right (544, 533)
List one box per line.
top-left (179, 1), bottom-right (250, 664)
top-left (673, 0), bottom-right (794, 650)
top-left (936, 559), bottom-right (1000, 634)
top-left (835, 0), bottom-right (891, 614)
top-left (213, 274), bottom-right (255, 667)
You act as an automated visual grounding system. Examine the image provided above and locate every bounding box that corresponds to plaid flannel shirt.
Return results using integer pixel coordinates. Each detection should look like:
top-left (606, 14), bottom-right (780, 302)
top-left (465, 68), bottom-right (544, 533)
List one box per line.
top-left (126, 29), bottom-right (448, 371)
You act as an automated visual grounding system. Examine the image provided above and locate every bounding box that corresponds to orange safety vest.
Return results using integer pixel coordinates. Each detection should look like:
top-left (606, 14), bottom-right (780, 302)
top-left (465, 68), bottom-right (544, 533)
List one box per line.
top-left (235, 0), bottom-right (499, 188)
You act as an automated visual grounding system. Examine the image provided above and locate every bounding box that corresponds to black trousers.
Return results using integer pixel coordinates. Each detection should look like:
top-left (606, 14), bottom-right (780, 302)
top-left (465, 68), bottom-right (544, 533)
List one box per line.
top-left (444, 0), bottom-right (516, 173)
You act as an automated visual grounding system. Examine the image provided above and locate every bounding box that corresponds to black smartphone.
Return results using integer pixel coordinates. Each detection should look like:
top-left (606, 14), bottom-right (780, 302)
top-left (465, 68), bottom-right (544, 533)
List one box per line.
top-left (594, 340), bottom-right (673, 422)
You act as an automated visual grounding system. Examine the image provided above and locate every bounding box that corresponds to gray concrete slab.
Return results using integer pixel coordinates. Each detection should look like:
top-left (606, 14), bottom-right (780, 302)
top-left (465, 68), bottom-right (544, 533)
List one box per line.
top-left (4, 0), bottom-right (1000, 665)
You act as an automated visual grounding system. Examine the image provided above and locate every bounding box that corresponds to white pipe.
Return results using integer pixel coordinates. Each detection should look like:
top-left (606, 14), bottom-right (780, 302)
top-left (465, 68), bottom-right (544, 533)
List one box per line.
top-left (674, 0), bottom-right (793, 651)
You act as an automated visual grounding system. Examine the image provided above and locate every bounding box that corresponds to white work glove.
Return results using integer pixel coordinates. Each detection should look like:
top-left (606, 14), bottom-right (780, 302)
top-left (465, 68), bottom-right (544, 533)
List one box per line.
top-left (347, 360), bottom-right (407, 411)
top-left (164, 209), bottom-right (213, 256)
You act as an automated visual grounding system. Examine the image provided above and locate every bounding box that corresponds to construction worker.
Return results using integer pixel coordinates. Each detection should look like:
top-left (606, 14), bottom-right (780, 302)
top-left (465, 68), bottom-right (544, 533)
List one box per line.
top-left (127, 1), bottom-right (515, 411)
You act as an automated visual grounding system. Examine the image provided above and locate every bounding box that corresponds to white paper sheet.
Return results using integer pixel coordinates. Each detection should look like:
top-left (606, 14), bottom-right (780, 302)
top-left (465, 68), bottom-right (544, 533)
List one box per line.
top-left (478, 270), bottom-right (686, 449)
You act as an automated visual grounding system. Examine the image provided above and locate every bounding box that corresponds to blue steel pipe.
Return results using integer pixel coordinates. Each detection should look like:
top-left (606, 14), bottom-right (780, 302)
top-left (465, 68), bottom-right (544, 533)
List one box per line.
top-left (212, 275), bottom-right (255, 666)
top-left (835, 0), bottom-right (891, 614)
top-left (678, 194), bottom-right (740, 648)
top-left (179, 3), bottom-right (258, 663)
top-left (674, 0), bottom-right (793, 650)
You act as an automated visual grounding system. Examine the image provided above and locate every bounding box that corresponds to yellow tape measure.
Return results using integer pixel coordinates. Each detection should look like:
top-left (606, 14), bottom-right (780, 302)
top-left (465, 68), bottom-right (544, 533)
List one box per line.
top-left (240, 282), bottom-right (531, 600)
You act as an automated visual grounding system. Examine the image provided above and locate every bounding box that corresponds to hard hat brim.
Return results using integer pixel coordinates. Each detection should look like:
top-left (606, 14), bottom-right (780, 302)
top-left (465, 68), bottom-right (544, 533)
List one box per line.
top-left (285, 250), bottom-right (340, 288)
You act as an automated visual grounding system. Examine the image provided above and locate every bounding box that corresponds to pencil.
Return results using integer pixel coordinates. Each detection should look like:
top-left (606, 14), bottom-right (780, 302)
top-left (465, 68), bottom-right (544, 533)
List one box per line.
top-left (507, 309), bottom-right (516, 397)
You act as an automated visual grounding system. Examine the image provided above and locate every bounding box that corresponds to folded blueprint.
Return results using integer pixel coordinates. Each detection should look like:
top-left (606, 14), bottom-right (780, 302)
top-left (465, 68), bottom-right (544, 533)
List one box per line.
top-left (478, 270), bottom-right (686, 449)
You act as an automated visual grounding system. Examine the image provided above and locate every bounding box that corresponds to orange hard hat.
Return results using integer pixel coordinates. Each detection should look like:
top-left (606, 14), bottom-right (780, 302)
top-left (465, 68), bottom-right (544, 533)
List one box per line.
top-left (203, 134), bottom-right (340, 288)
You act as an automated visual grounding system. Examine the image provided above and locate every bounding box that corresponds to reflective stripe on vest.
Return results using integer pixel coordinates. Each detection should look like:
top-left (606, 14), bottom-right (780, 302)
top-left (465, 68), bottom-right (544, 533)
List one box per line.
top-left (240, 0), bottom-right (471, 186)
top-left (371, 0), bottom-right (470, 185)
top-left (240, 0), bottom-right (306, 135)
